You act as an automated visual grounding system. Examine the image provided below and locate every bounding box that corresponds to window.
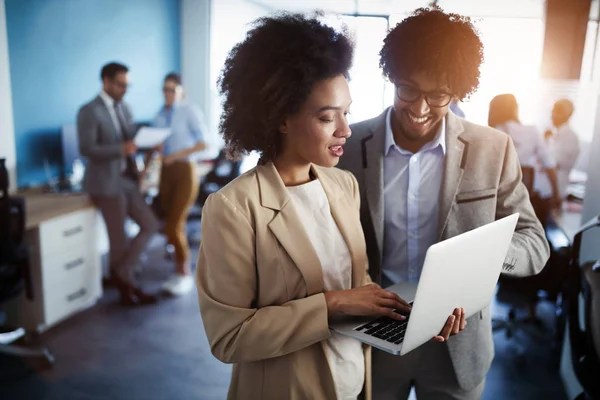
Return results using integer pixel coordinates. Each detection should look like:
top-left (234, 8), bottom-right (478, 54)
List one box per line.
top-left (339, 15), bottom-right (389, 123)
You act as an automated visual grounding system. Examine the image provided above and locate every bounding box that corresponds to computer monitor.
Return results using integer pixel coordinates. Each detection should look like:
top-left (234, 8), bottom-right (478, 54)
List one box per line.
top-left (61, 124), bottom-right (85, 178)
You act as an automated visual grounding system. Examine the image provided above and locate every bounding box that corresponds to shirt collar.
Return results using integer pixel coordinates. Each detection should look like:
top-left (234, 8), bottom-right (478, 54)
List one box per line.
top-left (99, 90), bottom-right (116, 109)
top-left (384, 107), bottom-right (446, 156)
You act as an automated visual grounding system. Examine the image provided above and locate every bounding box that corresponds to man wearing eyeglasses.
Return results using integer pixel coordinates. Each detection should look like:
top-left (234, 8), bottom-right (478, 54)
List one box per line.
top-left (77, 62), bottom-right (160, 307)
top-left (338, 7), bottom-right (548, 400)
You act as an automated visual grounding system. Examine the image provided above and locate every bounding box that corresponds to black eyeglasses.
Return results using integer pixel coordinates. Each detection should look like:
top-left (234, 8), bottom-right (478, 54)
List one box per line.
top-left (111, 81), bottom-right (129, 90)
top-left (395, 84), bottom-right (452, 108)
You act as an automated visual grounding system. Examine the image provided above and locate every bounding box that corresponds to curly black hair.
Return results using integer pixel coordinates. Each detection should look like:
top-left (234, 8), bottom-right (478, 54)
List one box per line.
top-left (379, 6), bottom-right (484, 101)
top-left (217, 12), bottom-right (354, 162)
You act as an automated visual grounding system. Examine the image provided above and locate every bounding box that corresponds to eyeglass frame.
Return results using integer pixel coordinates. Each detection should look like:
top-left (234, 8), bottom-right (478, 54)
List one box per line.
top-left (162, 84), bottom-right (183, 95)
top-left (395, 83), bottom-right (453, 108)
top-left (109, 80), bottom-right (130, 90)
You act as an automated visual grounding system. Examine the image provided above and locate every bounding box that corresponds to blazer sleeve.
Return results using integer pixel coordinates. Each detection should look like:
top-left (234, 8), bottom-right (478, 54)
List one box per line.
top-left (196, 192), bottom-right (331, 364)
top-left (497, 135), bottom-right (550, 277)
top-left (77, 105), bottom-right (124, 161)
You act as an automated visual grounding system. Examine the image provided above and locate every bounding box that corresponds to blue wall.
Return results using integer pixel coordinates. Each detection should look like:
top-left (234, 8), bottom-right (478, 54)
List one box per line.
top-left (6, 0), bottom-right (181, 188)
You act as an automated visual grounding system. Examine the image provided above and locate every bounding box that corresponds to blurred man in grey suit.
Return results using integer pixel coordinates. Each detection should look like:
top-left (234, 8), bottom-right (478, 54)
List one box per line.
top-left (338, 7), bottom-right (549, 400)
top-left (77, 62), bottom-right (159, 306)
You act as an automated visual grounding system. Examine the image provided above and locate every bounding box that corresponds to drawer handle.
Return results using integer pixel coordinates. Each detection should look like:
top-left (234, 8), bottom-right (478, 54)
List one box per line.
top-left (63, 226), bottom-right (83, 237)
top-left (66, 288), bottom-right (87, 302)
top-left (64, 257), bottom-right (85, 270)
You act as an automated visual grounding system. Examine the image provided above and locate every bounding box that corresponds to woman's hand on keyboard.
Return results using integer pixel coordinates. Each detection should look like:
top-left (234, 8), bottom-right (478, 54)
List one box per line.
top-left (324, 284), bottom-right (411, 320)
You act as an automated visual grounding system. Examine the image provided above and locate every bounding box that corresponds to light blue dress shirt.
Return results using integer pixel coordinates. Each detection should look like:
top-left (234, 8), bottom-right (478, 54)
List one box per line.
top-left (153, 101), bottom-right (206, 161)
top-left (382, 108), bottom-right (446, 284)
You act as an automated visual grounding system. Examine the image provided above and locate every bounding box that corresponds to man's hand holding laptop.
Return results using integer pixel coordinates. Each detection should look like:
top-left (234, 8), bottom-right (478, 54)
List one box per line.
top-left (433, 307), bottom-right (467, 343)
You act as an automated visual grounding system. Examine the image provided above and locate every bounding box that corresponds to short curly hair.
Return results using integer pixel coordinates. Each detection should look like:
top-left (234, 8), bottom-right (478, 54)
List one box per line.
top-left (379, 6), bottom-right (484, 101)
top-left (217, 12), bottom-right (354, 162)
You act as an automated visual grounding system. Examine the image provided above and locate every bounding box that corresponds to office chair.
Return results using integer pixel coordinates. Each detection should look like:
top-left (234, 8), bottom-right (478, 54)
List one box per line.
top-left (194, 149), bottom-right (242, 208)
top-left (564, 215), bottom-right (600, 400)
top-left (0, 158), bottom-right (54, 381)
top-left (0, 245), bottom-right (55, 379)
top-left (492, 166), bottom-right (563, 365)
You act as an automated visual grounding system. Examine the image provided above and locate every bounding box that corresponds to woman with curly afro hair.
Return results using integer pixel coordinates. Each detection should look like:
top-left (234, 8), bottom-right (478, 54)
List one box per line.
top-left (338, 6), bottom-right (549, 400)
top-left (195, 12), bottom-right (410, 400)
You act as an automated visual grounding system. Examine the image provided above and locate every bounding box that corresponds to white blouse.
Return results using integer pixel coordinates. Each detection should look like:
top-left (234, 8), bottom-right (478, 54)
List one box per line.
top-left (495, 121), bottom-right (555, 169)
top-left (287, 179), bottom-right (365, 400)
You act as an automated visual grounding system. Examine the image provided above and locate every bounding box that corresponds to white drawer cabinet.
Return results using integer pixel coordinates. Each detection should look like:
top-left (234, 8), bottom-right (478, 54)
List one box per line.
top-left (6, 206), bottom-right (103, 333)
top-left (44, 263), bottom-right (98, 327)
top-left (38, 209), bottom-right (95, 256)
top-left (41, 246), bottom-right (92, 289)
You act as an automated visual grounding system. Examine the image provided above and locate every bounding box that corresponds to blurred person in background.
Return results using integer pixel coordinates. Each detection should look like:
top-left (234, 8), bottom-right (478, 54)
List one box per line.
top-left (488, 93), bottom-right (561, 225)
top-left (540, 99), bottom-right (580, 200)
top-left (143, 72), bottom-right (207, 296)
top-left (77, 62), bottom-right (160, 306)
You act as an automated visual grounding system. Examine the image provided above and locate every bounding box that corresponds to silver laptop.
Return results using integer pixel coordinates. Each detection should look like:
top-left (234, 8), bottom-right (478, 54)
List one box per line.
top-left (330, 213), bottom-right (520, 356)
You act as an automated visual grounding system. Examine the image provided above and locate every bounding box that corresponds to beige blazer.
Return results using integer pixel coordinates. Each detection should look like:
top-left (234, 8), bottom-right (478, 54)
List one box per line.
top-left (196, 162), bottom-right (372, 400)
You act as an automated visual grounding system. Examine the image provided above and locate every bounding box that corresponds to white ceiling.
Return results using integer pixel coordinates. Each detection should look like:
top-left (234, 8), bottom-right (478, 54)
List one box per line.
top-left (247, 0), bottom-right (550, 19)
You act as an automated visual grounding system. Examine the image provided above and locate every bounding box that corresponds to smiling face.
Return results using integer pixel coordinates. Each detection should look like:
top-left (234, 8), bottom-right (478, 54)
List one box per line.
top-left (278, 74), bottom-right (352, 169)
top-left (391, 72), bottom-right (452, 152)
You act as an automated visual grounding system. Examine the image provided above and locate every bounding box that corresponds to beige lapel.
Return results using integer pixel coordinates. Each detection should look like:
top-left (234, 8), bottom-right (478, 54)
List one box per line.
top-left (258, 163), bottom-right (324, 296)
top-left (312, 166), bottom-right (366, 289)
top-left (437, 112), bottom-right (468, 239)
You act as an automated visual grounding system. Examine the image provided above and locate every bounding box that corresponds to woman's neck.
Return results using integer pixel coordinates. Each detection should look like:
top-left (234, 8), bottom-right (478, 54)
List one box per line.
top-left (272, 156), bottom-right (312, 187)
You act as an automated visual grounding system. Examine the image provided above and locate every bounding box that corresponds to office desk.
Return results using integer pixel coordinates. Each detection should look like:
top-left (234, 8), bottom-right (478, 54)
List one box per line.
top-left (5, 191), bottom-right (103, 333)
top-left (24, 192), bottom-right (93, 229)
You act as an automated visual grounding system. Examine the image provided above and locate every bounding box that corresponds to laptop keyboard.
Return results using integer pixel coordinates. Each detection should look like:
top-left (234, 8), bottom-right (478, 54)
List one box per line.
top-left (354, 307), bottom-right (412, 345)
